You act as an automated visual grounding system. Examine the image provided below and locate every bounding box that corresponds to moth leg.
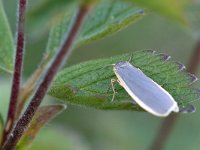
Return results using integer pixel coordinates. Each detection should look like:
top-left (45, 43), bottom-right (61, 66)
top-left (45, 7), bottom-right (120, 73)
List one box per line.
top-left (110, 79), bottom-right (119, 102)
top-left (128, 55), bottom-right (133, 62)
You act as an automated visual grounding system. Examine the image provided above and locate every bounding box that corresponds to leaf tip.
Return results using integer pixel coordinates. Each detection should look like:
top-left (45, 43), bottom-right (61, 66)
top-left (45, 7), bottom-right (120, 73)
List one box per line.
top-left (174, 61), bottom-right (186, 71)
top-left (157, 53), bottom-right (171, 61)
top-left (188, 73), bottom-right (198, 85)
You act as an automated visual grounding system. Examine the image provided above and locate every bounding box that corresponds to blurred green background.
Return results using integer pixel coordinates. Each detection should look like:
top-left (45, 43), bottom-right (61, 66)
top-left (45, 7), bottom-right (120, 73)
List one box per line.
top-left (1, 0), bottom-right (200, 150)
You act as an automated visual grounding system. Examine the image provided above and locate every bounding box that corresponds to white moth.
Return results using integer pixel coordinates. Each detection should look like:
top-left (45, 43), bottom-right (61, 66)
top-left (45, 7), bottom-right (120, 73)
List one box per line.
top-left (112, 61), bottom-right (179, 117)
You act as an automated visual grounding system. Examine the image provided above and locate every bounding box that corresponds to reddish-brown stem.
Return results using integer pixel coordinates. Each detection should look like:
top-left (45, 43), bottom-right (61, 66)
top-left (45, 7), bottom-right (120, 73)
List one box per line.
top-left (150, 39), bottom-right (200, 150)
top-left (2, 5), bottom-right (90, 150)
top-left (150, 114), bottom-right (178, 150)
top-left (2, 0), bottom-right (27, 145)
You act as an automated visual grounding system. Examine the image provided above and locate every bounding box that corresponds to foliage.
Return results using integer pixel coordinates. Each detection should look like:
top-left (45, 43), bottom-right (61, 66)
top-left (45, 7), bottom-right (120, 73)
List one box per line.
top-left (49, 50), bottom-right (199, 110)
top-left (0, 0), bottom-right (14, 73)
top-left (0, 0), bottom-right (200, 150)
top-left (45, 0), bottom-right (144, 65)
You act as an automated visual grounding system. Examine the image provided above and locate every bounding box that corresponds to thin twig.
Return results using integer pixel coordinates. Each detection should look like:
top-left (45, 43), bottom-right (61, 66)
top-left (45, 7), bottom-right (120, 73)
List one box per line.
top-left (150, 39), bottom-right (200, 150)
top-left (150, 114), bottom-right (178, 150)
top-left (15, 54), bottom-right (49, 119)
top-left (15, 1), bottom-right (97, 119)
top-left (2, 0), bottom-right (27, 145)
top-left (2, 4), bottom-right (90, 150)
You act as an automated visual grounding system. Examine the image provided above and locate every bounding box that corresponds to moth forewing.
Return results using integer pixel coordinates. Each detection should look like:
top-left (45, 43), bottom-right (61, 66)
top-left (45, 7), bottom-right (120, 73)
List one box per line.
top-left (113, 61), bottom-right (179, 117)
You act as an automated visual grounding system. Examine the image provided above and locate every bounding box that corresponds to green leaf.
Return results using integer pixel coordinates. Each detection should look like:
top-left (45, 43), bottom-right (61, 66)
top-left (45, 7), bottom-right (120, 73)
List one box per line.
top-left (27, 0), bottom-right (76, 30)
top-left (127, 0), bottom-right (188, 24)
top-left (45, 0), bottom-right (144, 64)
top-left (49, 50), bottom-right (199, 111)
top-left (28, 0), bottom-right (75, 17)
top-left (76, 0), bottom-right (144, 46)
top-left (0, 0), bottom-right (14, 73)
top-left (16, 104), bottom-right (66, 150)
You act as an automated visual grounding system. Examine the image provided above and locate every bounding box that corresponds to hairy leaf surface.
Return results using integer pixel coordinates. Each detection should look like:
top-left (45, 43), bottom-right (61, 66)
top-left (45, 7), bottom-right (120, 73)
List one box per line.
top-left (49, 50), bottom-right (199, 111)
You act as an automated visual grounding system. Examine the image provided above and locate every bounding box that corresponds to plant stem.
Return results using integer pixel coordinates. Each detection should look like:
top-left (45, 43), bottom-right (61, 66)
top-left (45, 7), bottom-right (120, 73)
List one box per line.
top-left (150, 39), bottom-right (200, 150)
top-left (15, 55), bottom-right (49, 120)
top-left (150, 114), bottom-right (178, 150)
top-left (2, 4), bottom-right (90, 150)
top-left (2, 0), bottom-right (27, 145)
